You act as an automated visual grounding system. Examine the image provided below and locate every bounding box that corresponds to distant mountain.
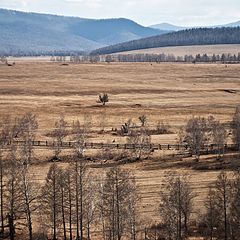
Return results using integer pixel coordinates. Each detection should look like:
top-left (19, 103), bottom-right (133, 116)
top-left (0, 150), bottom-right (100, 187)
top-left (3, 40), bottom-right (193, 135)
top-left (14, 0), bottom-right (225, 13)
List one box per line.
top-left (224, 21), bottom-right (240, 28)
top-left (91, 27), bottom-right (240, 55)
top-left (0, 8), bottom-right (166, 55)
top-left (151, 21), bottom-right (240, 31)
top-left (150, 23), bottom-right (187, 31)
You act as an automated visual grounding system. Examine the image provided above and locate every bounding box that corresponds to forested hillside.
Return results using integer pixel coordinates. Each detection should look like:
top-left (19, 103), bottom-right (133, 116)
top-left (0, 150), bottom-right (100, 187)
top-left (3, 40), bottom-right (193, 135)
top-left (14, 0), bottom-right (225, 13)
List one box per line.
top-left (0, 8), bottom-right (165, 55)
top-left (91, 27), bottom-right (240, 55)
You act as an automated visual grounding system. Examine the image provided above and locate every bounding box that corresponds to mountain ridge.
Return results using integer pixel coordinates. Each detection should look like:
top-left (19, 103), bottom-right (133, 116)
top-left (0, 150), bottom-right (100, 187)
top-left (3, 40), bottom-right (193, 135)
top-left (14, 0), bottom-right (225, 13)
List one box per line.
top-left (0, 8), bottom-right (165, 55)
top-left (150, 20), bottom-right (240, 31)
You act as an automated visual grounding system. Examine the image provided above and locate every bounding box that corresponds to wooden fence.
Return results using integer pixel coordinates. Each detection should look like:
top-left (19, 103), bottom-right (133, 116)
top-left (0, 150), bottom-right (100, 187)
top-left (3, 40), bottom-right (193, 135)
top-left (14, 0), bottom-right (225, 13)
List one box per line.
top-left (1, 140), bottom-right (239, 153)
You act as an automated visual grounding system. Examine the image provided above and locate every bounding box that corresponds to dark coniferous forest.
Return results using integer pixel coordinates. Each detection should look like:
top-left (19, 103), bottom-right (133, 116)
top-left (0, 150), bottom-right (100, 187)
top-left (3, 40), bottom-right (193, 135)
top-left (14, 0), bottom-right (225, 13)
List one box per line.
top-left (91, 27), bottom-right (240, 55)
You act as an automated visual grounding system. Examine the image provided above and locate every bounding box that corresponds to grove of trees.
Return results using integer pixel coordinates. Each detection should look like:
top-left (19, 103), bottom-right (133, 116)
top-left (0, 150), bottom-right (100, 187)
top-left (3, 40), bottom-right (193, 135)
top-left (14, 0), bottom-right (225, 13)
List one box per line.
top-left (0, 106), bottom-right (239, 239)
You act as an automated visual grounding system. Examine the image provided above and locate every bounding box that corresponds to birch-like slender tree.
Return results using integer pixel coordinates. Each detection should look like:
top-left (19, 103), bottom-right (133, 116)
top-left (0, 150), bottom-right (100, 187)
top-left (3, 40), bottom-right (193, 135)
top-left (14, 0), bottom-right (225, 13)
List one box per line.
top-left (41, 164), bottom-right (61, 240)
top-left (52, 116), bottom-right (67, 160)
top-left (159, 171), bottom-right (196, 240)
top-left (101, 167), bottom-right (139, 240)
top-left (232, 106), bottom-right (240, 153)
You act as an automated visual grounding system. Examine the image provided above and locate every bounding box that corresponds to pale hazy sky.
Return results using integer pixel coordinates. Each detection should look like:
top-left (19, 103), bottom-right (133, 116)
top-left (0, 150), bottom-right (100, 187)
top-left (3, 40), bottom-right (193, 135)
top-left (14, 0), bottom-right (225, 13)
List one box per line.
top-left (0, 0), bottom-right (239, 26)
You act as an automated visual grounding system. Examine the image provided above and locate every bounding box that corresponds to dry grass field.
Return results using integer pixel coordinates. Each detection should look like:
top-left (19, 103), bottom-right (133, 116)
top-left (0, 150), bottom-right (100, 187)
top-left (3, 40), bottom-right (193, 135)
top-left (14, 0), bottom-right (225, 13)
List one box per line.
top-left (116, 44), bottom-right (240, 56)
top-left (0, 61), bottom-right (240, 231)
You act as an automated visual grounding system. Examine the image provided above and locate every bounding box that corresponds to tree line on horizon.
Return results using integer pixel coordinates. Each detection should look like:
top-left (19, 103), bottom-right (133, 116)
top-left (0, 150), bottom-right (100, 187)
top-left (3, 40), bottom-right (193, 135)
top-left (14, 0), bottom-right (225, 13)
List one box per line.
top-left (85, 52), bottom-right (240, 63)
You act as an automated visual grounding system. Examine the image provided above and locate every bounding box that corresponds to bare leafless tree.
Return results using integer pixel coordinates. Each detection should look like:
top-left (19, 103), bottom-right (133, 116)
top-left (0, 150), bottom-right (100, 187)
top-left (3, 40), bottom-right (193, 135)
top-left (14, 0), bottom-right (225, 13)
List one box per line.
top-left (138, 115), bottom-right (147, 127)
top-left (57, 168), bottom-right (68, 240)
top-left (203, 171), bottom-right (232, 240)
top-left (101, 167), bottom-right (139, 240)
top-left (5, 143), bottom-right (22, 240)
top-left (18, 162), bottom-right (39, 240)
top-left (85, 174), bottom-right (98, 240)
top-left (65, 167), bottom-right (74, 240)
top-left (51, 116), bottom-right (67, 160)
top-left (159, 171), bottom-right (196, 240)
top-left (229, 170), bottom-right (240, 239)
top-left (0, 121), bottom-right (9, 235)
top-left (232, 106), bottom-right (240, 153)
top-left (0, 151), bottom-right (4, 236)
top-left (71, 120), bottom-right (85, 158)
top-left (18, 113), bottom-right (38, 164)
top-left (180, 117), bottom-right (208, 161)
top-left (202, 186), bottom-right (219, 240)
top-left (208, 117), bottom-right (227, 159)
top-left (156, 120), bottom-right (170, 134)
top-left (127, 126), bottom-right (151, 160)
top-left (41, 164), bottom-right (61, 240)
top-left (71, 118), bottom-right (89, 240)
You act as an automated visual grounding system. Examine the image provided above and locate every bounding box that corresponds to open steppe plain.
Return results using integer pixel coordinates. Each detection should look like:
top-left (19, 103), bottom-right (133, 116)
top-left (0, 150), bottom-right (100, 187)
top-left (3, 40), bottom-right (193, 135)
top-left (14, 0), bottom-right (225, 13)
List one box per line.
top-left (0, 61), bottom-right (240, 227)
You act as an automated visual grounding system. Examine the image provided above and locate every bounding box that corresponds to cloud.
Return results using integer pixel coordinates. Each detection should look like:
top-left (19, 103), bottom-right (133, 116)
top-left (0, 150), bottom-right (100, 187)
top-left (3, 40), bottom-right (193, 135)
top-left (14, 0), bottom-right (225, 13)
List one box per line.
top-left (0, 0), bottom-right (239, 26)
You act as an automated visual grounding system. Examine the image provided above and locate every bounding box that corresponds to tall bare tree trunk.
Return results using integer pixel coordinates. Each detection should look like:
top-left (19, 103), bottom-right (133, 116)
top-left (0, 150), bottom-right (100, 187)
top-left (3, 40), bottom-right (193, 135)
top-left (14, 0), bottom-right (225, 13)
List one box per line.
top-left (223, 183), bottom-right (228, 240)
top-left (0, 156), bottom-right (4, 234)
top-left (178, 179), bottom-right (182, 240)
top-left (79, 159), bottom-right (84, 240)
top-left (61, 184), bottom-right (67, 240)
top-left (67, 172), bottom-right (73, 240)
top-left (53, 169), bottom-right (57, 240)
top-left (75, 160), bottom-right (80, 240)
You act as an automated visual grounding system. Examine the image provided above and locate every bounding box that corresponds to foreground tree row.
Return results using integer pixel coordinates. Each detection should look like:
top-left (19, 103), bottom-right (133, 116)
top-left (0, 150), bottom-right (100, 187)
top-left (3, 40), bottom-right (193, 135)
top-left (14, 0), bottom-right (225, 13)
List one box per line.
top-left (1, 152), bottom-right (240, 240)
top-left (0, 106), bottom-right (239, 239)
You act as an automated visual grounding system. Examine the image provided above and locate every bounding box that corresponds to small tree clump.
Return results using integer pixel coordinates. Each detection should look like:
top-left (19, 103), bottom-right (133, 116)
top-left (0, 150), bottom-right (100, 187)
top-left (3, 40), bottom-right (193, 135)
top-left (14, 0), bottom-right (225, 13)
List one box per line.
top-left (98, 93), bottom-right (109, 106)
top-left (138, 115), bottom-right (147, 127)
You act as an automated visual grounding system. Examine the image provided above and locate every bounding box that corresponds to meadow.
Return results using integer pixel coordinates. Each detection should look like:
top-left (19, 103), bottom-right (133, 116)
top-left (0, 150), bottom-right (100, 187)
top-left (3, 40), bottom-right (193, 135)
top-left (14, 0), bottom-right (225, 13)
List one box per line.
top-left (0, 60), bottom-right (240, 238)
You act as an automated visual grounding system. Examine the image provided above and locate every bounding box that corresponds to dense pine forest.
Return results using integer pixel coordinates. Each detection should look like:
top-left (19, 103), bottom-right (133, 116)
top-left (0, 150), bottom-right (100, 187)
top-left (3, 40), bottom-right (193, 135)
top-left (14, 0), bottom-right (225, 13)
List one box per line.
top-left (91, 27), bottom-right (240, 55)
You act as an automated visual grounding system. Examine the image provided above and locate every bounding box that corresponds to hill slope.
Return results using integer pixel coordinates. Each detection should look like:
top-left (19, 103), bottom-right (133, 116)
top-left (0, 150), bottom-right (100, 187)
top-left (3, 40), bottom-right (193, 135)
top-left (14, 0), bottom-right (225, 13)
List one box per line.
top-left (150, 23), bottom-right (187, 31)
top-left (150, 20), bottom-right (240, 31)
top-left (225, 21), bottom-right (240, 28)
top-left (0, 8), bottom-right (165, 55)
top-left (90, 27), bottom-right (240, 55)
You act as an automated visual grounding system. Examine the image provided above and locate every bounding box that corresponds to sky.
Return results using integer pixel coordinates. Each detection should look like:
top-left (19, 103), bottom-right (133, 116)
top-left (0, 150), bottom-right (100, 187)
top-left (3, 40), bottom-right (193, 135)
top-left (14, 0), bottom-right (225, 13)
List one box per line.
top-left (0, 0), bottom-right (239, 26)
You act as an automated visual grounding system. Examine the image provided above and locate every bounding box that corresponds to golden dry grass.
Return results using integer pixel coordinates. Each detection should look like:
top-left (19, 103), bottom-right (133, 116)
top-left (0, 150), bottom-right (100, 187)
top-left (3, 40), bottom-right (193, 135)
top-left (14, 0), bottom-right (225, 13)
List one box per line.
top-left (0, 61), bottom-right (239, 132)
top-left (0, 61), bottom-right (240, 227)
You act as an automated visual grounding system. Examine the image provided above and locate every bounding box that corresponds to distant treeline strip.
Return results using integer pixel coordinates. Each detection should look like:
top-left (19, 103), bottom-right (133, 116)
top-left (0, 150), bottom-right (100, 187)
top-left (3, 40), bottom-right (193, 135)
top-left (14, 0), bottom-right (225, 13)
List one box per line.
top-left (90, 27), bottom-right (240, 55)
top-left (67, 52), bottom-right (240, 63)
